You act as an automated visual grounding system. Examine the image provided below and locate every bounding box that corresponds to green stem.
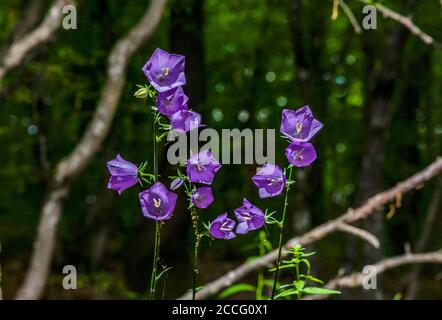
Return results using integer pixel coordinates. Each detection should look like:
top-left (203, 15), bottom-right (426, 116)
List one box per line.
top-left (192, 235), bottom-right (199, 300)
top-left (256, 232), bottom-right (265, 300)
top-left (153, 114), bottom-right (158, 179)
top-left (270, 166), bottom-right (293, 300)
top-left (190, 206), bottom-right (199, 300)
top-left (149, 111), bottom-right (161, 300)
top-left (183, 180), bottom-right (200, 300)
top-left (295, 262), bottom-right (301, 300)
top-left (149, 221), bottom-right (161, 299)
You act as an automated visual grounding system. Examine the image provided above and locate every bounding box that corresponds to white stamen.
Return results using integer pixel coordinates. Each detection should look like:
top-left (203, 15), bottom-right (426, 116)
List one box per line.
top-left (153, 198), bottom-right (161, 208)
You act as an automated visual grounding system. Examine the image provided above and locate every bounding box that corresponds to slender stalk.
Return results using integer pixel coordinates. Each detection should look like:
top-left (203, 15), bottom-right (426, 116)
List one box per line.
top-left (148, 112), bottom-right (161, 300)
top-left (153, 114), bottom-right (158, 180)
top-left (182, 179), bottom-right (200, 300)
top-left (294, 262), bottom-right (301, 300)
top-left (190, 206), bottom-right (200, 300)
top-left (256, 232), bottom-right (265, 300)
top-left (149, 221), bottom-right (161, 299)
top-left (270, 166), bottom-right (293, 300)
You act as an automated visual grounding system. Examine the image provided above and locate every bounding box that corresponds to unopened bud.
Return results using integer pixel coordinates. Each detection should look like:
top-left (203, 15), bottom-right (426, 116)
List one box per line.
top-left (134, 87), bottom-right (149, 99)
top-left (170, 178), bottom-right (184, 191)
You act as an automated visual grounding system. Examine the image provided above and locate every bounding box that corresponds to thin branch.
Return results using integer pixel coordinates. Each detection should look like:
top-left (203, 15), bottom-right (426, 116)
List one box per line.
top-left (179, 157), bottom-right (442, 299)
top-left (7, 0), bottom-right (46, 42)
top-left (0, 0), bottom-right (73, 82)
top-left (340, 0), bottom-right (362, 34)
top-left (336, 223), bottom-right (379, 248)
top-left (305, 250), bottom-right (442, 299)
top-left (15, 0), bottom-right (168, 300)
top-left (356, 0), bottom-right (440, 48)
top-left (332, 0), bottom-right (340, 20)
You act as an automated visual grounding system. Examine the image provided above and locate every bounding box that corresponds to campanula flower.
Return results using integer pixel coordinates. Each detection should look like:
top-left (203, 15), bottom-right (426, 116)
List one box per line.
top-left (285, 141), bottom-right (317, 167)
top-left (106, 154), bottom-right (138, 194)
top-left (280, 106), bottom-right (323, 142)
top-left (191, 186), bottom-right (214, 209)
top-left (187, 150), bottom-right (221, 185)
top-left (142, 48), bottom-right (186, 92)
top-left (234, 198), bottom-right (265, 234)
top-left (252, 163), bottom-right (286, 198)
top-left (156, 86), bottom-right (189, 117)
top-left (209, 213), bottom-right (236, 240)
top-left (170, 110), bottom-right (202, 132)
top-left (139, 182), bottom-right (178, 221)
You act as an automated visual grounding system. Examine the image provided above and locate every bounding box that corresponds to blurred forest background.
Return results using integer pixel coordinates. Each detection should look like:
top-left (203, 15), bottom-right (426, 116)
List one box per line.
top-left (0, 0), bottom-right (441, 300)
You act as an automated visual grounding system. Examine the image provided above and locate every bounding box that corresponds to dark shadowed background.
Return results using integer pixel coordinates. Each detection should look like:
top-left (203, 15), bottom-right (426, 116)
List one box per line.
top-left (0, 0), bottom-right (441, 299)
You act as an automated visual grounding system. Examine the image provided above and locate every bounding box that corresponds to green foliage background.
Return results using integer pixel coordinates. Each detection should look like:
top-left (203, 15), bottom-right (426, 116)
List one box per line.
top-left (0, 0), bottom-right (441, 299)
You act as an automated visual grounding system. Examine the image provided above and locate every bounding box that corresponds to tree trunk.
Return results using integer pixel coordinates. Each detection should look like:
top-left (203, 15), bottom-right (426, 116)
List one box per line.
top-left (352, 26), bottom-right (408, 299)
top-left (289, 0), bottom-right (329, 235)
top-left (166, 0), bottom-right (206, 252)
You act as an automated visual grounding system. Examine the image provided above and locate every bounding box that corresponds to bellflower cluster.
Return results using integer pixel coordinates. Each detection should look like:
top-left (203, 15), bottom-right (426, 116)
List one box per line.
top-left (106, 48), bottom-right (201, 221)
top-left (280, 106), bottom-right (323, 167)
top-left (106, 154), bottom-right (178, 220)
top-left (171, 150), bottom-right (221, 210)
top-left (143, 48), bottom-right (202, 132)
top-left (106, 47), bottom-right (200, 300)
top-left (266, 105), bottom-right (323, 300)
top-left (208, 197), bottom-right (265, 239)
top-left (105, 47), bottom-right (325, 300)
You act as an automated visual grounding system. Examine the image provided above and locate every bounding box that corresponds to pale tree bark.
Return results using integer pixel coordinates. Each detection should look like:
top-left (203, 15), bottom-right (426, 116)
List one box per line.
top-left (0, 0), bottom-right (73, 82)
top-left (306, 250), bottom-right (442, 300)
top-left (179, 158), bottom-right (442, 299)
top-left (8, 0), bottom-right (46, 42)
top-left (356, 0), bottom-right (440, 48)
top-left (15, 0), bottom-right (168, 300)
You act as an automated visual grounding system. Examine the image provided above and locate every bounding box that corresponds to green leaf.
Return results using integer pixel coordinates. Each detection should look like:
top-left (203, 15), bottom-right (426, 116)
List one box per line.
top-left (219, 283), bottom-right (256, 299)
top-left (279, 284), bottom-right (294, 290)
top-left (263, 239), bottom-right (273, 252)
top-left (269, 263), bottom-right (296, 272)
top-left (300, 251), bottom-right (316, 257)
top-left (300, 274), bottom-right (324, 284)
top-left (294, 280), bottom-right (305, 291)
top-left (300, 259), bottom-right (311, 274)
top-left (155, 266), bottom-right (173, 281)
top-left (302, 287), bottom-right (341, 295)
top-left (393, 293), bottom-right (402, 300)
top-left (274, 289), bottom-right (299, 300)
top-left (202, 221), bottom-right (210, 230)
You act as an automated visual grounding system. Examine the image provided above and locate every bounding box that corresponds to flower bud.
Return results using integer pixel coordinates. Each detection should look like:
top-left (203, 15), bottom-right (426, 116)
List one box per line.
top-left (134, 87), bottom-right (149, 99)
top-left (170, 178), bottom-right (184, 191)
